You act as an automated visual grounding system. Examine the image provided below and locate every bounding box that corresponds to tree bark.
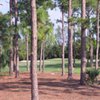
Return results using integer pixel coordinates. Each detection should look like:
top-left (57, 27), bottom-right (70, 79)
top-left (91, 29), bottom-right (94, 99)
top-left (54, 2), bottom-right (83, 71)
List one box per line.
top-left (42, 41), bottom-right (45, 72)
top-left (9, 0), bottom-right (13, 76)
top-left (15, 34), bottom-right (19, 78)
top-left (39, 41), bottom-right (45, 72)
top-left (68, 0), bottom-right (73, 79)
top-left (9, 44), bottom-right (13, 75)
top-left (13, 35), bottom-right (16, 72)
top-left (73, 31), bottom-right (76, 67)
top-left (39, 42), bottom-right (43, 72)
top-left (14, 0), bottom-right (19, 78)
top-left (90, 33), bottom-right (93, 68)
top-left (30, 0), bottom-right (39, 100)
top-left (61, 6), bottom-right (65, 76)
top-left (96, 0), bottom-right (100, 69)
top-left (80, 0), bottom-right (87, 85)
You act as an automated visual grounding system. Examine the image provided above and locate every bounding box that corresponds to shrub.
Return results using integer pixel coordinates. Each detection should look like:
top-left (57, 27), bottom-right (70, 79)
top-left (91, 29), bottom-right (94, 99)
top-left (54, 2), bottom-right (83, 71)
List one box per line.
top-left (86, 68), bottom-right (99, 84)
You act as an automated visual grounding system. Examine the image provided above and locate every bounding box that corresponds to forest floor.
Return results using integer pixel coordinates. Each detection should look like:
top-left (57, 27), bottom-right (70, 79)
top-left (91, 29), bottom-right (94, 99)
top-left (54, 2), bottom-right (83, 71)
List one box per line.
top-left (0, 72), bottom-right (100, 100)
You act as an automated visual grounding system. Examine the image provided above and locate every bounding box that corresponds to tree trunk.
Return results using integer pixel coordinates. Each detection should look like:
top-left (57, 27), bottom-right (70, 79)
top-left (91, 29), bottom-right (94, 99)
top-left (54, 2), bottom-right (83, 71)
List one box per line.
top-left (13, 35), bottom-right (16, 72)
top-left (80, 0), bottom-right (87, 85)
top-left (9, 0), bottom-right (13, 76)
top-left (39, 41), bottom-right (45, 72)
top-left (73, 28), bottom-right (76, 67)
top-left (25, 34), bottom-right (29, 71)
top-left (9, 45), bottom-right (13, 75)
top-left (61, 7), bottom-right (65, 76)
top-left (68, 0), bottom-right (73, 79)
top-left (14, 0), bottom-right (19, 78)
top-left (30, 0), bottom-right (39, 100)
top-left (96, 0), bottom-right (100, 69)
top-left (15, 34), bottom-right (19, 78)
top-left (42, 41), bottom-right (45, 72)
top-left (90, 33), bottom-right (93, 68)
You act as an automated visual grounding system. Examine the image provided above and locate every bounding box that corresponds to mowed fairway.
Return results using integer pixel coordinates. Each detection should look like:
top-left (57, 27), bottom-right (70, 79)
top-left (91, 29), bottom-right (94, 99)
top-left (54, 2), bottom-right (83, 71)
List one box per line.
top-left (0, 58), bottom-right (81, 75)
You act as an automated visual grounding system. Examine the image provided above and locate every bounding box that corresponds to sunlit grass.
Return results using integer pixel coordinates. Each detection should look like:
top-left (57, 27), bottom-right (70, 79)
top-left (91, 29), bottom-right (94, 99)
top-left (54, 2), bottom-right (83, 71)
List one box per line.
top-left (0, 58), bottom-right (97, 76)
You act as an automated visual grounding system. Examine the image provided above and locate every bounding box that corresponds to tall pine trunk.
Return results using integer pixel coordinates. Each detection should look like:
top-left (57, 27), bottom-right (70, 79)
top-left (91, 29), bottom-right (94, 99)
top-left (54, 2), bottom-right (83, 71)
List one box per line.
top-left (9, 40), bottom-right (13, 75)
top-left (30, 0), bottom-right (39, 100)
top-left (73, 31), bottom-right (76, 67)
top-left (9, 0), bottom-right (13, 76)
top-left (13, 35), bottom-right (16, 72)
top-left (14, 0), bottom-right (19, 78)
top-left (90, 33), bottom-right (93, 68)
top-left (68, 0), bottom-right (73, 79)
top-left (42, 41), bottom-right (45, 72)
top-left (96, 0), bottom-right (100, 69)
top-left (39, 42), bottom-right (43, 72)
top-left (15, 34), bottom-right (19, 78)
top-left (61, 6), bottom-right (65, 76)
top-left (80, 0), bottom-right (87, 85)
top-left (39, 41), bottom-right (45, 72)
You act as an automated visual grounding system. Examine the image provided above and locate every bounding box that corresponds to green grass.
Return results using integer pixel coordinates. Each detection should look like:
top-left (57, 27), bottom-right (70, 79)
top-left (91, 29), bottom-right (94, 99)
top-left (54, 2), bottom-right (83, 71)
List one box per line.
top-left (42, 58), bottom-right (81, 73)
top-left (0, 58), bottom-right (97, 76)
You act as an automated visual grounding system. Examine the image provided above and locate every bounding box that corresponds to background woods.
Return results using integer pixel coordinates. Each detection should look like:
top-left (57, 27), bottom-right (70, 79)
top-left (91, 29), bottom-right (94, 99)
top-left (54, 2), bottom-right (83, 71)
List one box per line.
top-left (0, 0), bottom-right (100, 100)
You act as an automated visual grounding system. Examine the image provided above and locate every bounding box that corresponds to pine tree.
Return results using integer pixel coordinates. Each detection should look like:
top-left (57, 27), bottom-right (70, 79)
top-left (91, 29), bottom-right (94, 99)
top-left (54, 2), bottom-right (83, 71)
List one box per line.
top-left (30, 0), bottom-right (39, 100)
top-left (68, 0), bottom-right (73, 79)
top-left (80, 0), bottom-right (87, 85)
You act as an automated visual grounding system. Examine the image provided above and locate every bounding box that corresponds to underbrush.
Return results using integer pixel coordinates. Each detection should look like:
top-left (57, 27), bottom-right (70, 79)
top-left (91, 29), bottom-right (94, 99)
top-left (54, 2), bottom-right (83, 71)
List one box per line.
top-left (85, 68), bottom-right (99, 85)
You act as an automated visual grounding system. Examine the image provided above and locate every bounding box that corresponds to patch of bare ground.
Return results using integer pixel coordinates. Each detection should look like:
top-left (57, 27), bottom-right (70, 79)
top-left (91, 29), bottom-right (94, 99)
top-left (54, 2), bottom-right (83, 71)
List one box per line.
top-left (0, 72), bottom-right (100, 100)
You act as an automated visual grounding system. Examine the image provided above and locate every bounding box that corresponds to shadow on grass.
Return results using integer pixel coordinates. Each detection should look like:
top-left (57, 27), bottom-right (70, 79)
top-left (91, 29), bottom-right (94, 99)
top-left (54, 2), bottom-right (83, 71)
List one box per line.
top-left (46, 64), bottom-right (61, 68)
